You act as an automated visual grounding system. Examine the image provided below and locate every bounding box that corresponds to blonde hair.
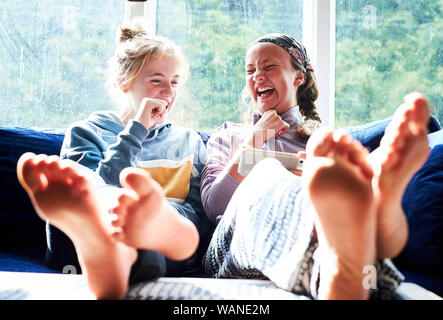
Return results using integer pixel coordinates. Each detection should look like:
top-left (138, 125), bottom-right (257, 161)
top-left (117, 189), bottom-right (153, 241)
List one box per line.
top-left (105, 19), bottom-right (189, 114)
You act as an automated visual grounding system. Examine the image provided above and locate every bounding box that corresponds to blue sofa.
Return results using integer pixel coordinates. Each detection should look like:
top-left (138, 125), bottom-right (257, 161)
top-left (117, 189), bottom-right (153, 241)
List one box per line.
top-left (1, 116), bottom-right (442, 297)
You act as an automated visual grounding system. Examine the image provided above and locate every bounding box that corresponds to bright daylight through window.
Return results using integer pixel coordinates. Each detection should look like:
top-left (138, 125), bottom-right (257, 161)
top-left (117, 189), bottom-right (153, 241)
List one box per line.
top-left (0, 0), bottom-right (441, 130)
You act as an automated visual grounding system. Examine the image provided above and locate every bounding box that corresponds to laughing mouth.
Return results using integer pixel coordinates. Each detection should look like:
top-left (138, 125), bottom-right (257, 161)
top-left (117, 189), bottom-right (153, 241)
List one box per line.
top-left (256, 87), bottom-right (275, 98)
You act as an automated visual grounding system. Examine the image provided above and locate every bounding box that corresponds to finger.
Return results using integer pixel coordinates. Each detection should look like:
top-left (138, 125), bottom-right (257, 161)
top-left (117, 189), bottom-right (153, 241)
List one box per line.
top-left (139, 97), bottom-right (152, 110)
top-left (278, 121), bottom-right (290, 136)
top-left (297, 151), bottom-right (307, 159)
top-left (151, 98), bottom-right (168, 110)
top-left (152, 103), bottom-right (167, 118)
top-left (276, 125), bottom-right (290, 137)
top-left (138, 98), bottom-right (166, 114)
top-left (151, 98), bottom-right (168, 107)
top-left (263, 110), bottom-right (277, 116)
top-left (289, 169), bottom-right (303, 176)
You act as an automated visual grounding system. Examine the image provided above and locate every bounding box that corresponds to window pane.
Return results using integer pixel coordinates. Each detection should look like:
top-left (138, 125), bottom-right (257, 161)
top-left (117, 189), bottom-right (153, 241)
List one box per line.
top-left (157, 0), bottom-right (304, 130)
top-left (335, 0), bottom-right (442, 127)
top-left (0, 0), bottom-right (124, 129)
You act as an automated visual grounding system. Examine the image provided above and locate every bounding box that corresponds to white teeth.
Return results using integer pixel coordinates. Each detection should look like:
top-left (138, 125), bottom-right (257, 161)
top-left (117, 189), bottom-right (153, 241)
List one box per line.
top-left (257, 87), bottom-right (274, 93)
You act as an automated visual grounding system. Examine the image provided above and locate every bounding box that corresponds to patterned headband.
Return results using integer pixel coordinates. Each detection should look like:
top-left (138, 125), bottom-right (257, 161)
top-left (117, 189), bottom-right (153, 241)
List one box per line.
top-left (252, 33), bottom-right (314, 73)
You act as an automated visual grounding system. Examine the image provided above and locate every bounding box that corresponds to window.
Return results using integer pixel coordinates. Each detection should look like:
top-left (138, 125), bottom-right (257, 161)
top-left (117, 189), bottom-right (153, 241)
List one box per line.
top-left (1, 1), bottom-right (440, 130)
top-left (0, 0), bottom-right (124, 129)
top-left (335, 0), bottom-right (442, 127)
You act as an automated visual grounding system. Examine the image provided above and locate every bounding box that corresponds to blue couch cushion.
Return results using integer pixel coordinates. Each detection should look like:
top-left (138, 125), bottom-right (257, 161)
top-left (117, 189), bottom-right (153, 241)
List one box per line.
top-left (0, 252), bottom-right (58, 273)
top-left (0, 127), bottom-right (64, 254)
top-left (346, 115), bottom-right (441, 152)
top-left (393, 130), bottom-right (443, 280)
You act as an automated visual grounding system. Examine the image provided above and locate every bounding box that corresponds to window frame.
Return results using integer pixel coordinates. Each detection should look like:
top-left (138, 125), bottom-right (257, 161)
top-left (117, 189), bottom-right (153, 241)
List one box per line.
top-left (303, 0), bottom-right (335, 127)
top-left (125, 0), bottom-right (336, 127)
top-left (125, 0), bottom-right (156, 32)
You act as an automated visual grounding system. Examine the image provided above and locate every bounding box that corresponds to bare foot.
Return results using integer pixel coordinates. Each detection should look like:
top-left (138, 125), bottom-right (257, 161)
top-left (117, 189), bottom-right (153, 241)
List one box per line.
top-left (110, 167), bottom-right (199, 261)
top-left (303, 128), bottom-right (376, 300)
top-left (368, 92), bottom-right (430, 259)
top-left (16, 153), bottom-right (137, 299)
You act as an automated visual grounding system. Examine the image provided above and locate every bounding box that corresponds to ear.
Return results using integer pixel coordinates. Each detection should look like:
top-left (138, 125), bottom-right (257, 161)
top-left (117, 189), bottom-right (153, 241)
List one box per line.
top-left (293, 70), bottom-right (305, 87)
top-left (118, 77), bottom-right (132, 93)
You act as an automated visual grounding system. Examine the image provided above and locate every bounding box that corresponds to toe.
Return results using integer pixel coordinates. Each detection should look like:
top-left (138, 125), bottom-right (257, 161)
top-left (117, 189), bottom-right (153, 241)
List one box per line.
top-left (404, 92), bottom-right (429, 122)
top-left (407, 94), bottom-right (430, 135)
top-left (17, 152), bottom-right (46, 193)
top-left (348, 143), bottom-right (373, 179)
top-left (332, 130), bottom-right (353, 157)
top-left (111, 211), bottom-right (125, 228)
top-left (120, 167), bottom-right (159, 197)
top-left (71, 174), bottom-right (89, 195)
top-left (60, 164), bottom-right (79, 182)
top-left (41, 155), bottom-right (62, 182)
top-left (117, 192), bottom-right (135, 208)
top-left (381, 119), bottom-right (408, 150)
top-left (306, 127), bottom-right (335, 158)
top-left (109, 192), bottom-right (136, 227)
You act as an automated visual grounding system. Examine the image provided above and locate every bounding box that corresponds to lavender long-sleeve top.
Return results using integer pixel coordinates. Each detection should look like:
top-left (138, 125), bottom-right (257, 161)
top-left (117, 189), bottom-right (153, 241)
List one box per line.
top-left (201, 106), bottom-right (308, 223)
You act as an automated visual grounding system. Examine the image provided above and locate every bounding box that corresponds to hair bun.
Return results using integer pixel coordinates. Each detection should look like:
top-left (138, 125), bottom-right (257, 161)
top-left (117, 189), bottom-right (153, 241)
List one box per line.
top-left (119, 27), bottom-right (138, 42)
top-left (118, 20), bottom-right (151, 43)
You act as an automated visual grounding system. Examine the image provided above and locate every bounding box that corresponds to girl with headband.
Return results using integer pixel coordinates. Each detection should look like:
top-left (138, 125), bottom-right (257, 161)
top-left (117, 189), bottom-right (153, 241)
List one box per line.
top-left (201, 33), bottom-right (431, 299)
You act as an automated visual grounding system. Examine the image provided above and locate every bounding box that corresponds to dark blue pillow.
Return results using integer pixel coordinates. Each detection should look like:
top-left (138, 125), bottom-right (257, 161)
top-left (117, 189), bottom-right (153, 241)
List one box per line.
top-left (0, 127), bottom-right (64, 253)
top-left (394, 130), bottom-right (443, 276)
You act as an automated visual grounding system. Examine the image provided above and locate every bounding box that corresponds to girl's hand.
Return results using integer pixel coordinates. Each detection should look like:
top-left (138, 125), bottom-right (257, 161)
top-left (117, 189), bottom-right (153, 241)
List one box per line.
top-left (288, 151), bottom-right (306, 176)
top-left (134, 97), bottom-right (168, 130)
top-left (245, 110), bottom-right (290, 148)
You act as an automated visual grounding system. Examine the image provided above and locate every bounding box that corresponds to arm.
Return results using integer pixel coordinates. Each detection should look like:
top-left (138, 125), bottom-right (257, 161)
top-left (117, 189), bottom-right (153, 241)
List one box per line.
top-left (201, 112), bottom-right (290, 223)
top-left (96, 98), bottom-right (170, 185)
top-left (61, 98), bottom-right (168, 186)
top-left (200, 123), bottom-right (245, 223)
top-left (61, 119), bottom-right (149, 186)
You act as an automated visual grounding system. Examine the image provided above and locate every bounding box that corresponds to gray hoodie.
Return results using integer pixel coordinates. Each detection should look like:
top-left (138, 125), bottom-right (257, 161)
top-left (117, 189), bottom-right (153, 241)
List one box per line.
top-left (61, 110), bottom-right (210, 234)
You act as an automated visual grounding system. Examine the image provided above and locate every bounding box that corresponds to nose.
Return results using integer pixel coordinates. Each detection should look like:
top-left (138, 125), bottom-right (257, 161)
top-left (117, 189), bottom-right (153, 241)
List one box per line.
top-left (161, 82), bottom-right (174, 98)
top-left (253, 68), bottom-right (265, 82)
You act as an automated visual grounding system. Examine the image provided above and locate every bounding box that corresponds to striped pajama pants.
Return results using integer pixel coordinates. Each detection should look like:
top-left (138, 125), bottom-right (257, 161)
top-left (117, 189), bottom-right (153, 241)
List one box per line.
top-left (204, 158), bottom-right (404, 299)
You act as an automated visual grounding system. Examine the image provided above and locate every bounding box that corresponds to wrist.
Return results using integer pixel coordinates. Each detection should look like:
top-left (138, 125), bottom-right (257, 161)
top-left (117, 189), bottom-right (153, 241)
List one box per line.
top-left (244, 131), bottom-right (265, 149)
top-left (125, 120), bottom-right (150, 141)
